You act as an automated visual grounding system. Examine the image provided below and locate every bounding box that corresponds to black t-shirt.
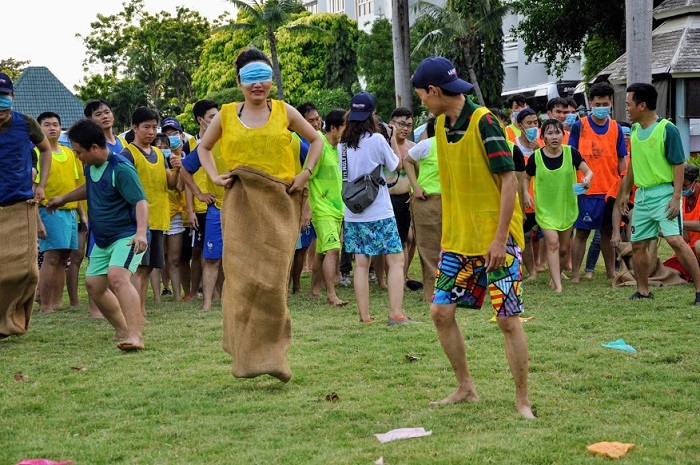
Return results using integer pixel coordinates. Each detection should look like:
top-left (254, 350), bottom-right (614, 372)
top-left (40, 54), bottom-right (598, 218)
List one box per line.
top-left (512, 144), bottom-right (526, 172)
top-left (525, 146), bottom-right (584, 176)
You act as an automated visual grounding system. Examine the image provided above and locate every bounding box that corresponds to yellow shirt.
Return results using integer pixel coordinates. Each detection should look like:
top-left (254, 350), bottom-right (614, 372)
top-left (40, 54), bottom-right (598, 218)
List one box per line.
top-left (436, 107), bottom-right (524, 255)
top-left (125, 144), bottom-right (170, 231)
top-left (219, 99), bottom-right (297, 182)
top-left (36, 146), bottom-right (80, 210)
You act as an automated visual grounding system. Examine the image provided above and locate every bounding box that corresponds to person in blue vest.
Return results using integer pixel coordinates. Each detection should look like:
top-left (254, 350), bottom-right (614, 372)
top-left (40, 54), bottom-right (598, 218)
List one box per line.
top-left (0, 72), bottom-right (52, 339)
top-left (47, 119), bottom-right (149, 351)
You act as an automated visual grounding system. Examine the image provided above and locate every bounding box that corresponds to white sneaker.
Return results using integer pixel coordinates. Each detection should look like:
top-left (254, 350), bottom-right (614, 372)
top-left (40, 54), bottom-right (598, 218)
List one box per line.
top-left (369, 270), bottom-right (378, 284)
top-left (339, 273), bottom-right (351, 287)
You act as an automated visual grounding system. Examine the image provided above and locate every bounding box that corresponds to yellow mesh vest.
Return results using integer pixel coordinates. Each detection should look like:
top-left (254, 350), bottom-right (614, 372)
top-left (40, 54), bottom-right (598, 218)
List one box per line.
top-left (206, 142), bottom-right (227, 210)
top-left (219, 99), bottom-right (296, 182)
top-left (38, 146), bottom-right (79, 210)
top-left (436, 107), bottom-right (524, 255)
top-left (126, 144), bottom-right (170, 231)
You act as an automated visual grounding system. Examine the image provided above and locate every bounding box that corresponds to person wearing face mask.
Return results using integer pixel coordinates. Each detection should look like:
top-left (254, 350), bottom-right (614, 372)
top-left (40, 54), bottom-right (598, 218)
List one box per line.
top-left (0, 72), bottom-right (53, 339)
top-left (505, 94), bottom-right (528, 144)
top-left (568, 82), bottom-right (628, 283)
top-left (515, 108), bottom-right (543, 280)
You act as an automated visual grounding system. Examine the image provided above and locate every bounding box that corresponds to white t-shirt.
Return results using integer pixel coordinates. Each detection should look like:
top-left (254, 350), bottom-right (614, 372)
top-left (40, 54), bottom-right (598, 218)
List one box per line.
top-left (408, 138), bottom-right (432, 162)
top-left (338, 132), bottom-right (399, 222)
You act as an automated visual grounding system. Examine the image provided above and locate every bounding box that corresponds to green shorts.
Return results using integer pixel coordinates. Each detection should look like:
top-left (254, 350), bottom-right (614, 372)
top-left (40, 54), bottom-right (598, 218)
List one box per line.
top-left (314, 217), bottom-right (342, 253)
top-left (631, 183), bottom-right (683, 242)
top-left (86, 236), bottom-right (145, 276)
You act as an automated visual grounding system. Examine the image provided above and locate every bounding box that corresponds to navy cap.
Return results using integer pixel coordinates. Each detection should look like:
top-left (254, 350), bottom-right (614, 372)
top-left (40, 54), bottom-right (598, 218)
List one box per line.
top-left (412, 57), bottom-right (473, 94)
top-left (0, 73), bottom-right (13, 94)
top-left (348, 91), bottom-right (376, 122)
top-left (516, 108), bottom-right (537, 124)
top-left (161, 116), bottom-right (183, 132)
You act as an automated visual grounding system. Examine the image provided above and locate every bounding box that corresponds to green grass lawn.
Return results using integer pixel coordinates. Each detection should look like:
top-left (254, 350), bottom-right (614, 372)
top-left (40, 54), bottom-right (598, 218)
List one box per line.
top-left (1, 255), bottom-right (699, 464)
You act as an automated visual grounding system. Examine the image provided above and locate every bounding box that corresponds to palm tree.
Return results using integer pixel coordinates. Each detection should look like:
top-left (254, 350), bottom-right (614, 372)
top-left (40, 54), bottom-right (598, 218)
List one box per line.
top-left (224, 0), bottom-right (328, 100)
top-left (412, 0), bottom-right (510, 106)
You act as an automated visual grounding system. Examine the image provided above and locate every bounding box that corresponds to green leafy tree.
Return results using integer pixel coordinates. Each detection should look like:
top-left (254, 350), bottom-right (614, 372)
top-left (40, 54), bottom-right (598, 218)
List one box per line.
top-left (298, 88), bottom-right (352, 118)
top-left (276, 13), bottom-right (357, 105)
top-left (223, 0), bottom-right (326, 100)
top-left (0, 59), bottom-right (30, 81)
top-left (356, 19), bottom-right (395, 120)
top-left (79, 0), bottom-right (213, 113)
top-left (192, 27), bottom-right (257, 96)
top-left (109, 79), bottom-right (150, 132)
top-left (510, 0), bottom-right (665, 79)
top-left (412, 0), bottom-right (509, 106)
top-left (75, 74), bottom-right (119, 104)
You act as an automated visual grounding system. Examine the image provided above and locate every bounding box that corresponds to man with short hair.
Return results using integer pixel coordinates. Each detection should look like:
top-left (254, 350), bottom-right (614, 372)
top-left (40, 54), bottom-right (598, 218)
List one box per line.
top-left (307, 109), bottom-right (348, 306)
top-left (35, 112), bottom-right (83, 313)
top-left (121, 107), bottom-right (180, 318)
top-left (619, 82), bottom-right (700, 304)
top-left (84, 99), bottom-right (128, 154)
top-left (412, 57), bottom-right (535, 418)
top-left (174, 101), bottom-right (225, 310)
top-left (545, 97), bottom-right (572, 144)
top-left (569, 82), bottom-right (628, 282)
top-left (505, 94), bottom-right (528, 143)
top-left (0, 73), bottom-right (52, 338)
top-left (47, 118), bottom-right (149, 351)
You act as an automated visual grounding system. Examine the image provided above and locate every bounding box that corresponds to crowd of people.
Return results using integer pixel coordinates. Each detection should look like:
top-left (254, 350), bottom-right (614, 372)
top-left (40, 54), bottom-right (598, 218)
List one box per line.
top-left (2, 49), bottom-right (699, 416)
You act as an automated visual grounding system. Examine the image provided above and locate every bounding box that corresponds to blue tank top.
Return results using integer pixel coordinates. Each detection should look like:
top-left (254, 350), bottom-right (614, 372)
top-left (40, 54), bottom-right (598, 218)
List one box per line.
top-left (0, 111), bottom-right (35, 204)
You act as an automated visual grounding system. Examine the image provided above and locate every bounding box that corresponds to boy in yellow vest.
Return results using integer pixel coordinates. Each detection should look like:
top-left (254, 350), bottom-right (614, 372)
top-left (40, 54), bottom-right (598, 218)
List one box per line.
top-left (412, 57), bottom-right (535, 418)
top-left (619, 82), bottom-right (700, 304)
top-left (35, 112), bottom-right (84, 314)
top-left (121, 107), bottom-right (180, 318)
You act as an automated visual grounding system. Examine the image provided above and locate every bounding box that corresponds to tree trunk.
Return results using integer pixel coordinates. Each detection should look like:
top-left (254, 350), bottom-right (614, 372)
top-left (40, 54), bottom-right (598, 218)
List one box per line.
top-left (463, 45), bottom-right (485, 106)
top-left (391, 0), bottom-right (412, 112)
top-left (269, 29), bottom-right (284, 100)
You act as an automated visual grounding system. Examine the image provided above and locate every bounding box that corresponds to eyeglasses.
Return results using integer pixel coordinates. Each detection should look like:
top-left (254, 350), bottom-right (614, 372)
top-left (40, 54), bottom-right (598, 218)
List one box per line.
top-left (392, 121), bottom-right (413, 129)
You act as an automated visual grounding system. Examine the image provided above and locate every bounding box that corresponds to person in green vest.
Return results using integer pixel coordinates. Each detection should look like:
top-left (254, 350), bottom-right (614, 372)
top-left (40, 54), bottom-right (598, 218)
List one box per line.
top-left (521, 119), bottom-right (592, 293)
top-left (618, 82), bottom-right (700, 304)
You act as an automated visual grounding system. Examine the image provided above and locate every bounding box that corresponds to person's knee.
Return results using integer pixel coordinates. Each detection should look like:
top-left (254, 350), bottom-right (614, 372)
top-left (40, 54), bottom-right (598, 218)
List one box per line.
top-left (43, 251), bottom-right (65, 267)
top-left (85, 277), bottom-right (105, 296)
top-left (108, 268), bottom-right (134, 291)
top-left (546, 240), bottom-right (560, 252)
top-left (496, 315), bottom-right (522, 334)
top-left (430, 304), bottom-right (455, 326)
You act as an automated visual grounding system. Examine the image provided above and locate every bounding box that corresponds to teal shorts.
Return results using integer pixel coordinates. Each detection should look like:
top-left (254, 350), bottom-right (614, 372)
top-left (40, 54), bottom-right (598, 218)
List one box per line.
top-left (631, 183), bottom-right (683, 242)
top-left (38, 207), bottom-right (78, 252)
top-left (86, 235), bottom-right (145, 276)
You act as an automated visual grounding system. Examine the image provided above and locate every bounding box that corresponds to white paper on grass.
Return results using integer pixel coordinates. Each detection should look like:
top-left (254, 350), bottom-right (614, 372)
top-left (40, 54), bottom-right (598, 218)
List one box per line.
top-left (375, 427), bottom-right (433, 444)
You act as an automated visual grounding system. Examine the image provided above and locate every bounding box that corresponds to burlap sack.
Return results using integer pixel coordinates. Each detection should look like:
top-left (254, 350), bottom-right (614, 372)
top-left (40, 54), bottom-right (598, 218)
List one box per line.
top-left (612, 241), bottom-right (686, 287)
top-left (411, 194), bottom-right (442, 302)
top-left (220, 167), bottom-right (307, 383)
top-left (0, 202), bottom-right (39, 338)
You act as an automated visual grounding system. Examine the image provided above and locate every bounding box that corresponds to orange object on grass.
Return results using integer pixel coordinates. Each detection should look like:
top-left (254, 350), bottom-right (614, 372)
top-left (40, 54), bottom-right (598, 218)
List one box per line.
top-left (586, 441), bottom-right (635, 459)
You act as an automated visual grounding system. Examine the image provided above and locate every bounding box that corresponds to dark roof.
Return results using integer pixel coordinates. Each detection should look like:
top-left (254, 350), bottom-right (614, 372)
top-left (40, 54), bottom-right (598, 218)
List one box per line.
top-left (13, 66), bottom-right (84, 129)
top-left (597, 15), bottom-right (700, 81)
top-left (655, 0), bottom-right (700, 20)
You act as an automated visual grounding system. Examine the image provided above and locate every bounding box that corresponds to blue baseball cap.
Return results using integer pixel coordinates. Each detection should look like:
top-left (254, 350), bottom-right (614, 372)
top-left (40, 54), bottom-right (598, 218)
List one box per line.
top-left (348, 91), bottom-right (376, 122)
top-left (412, 57), bottom-right (474, 94)
top-left (161, 116), bottom-right (183, 132)
top-left (0, 73), bottom-right (13, 94)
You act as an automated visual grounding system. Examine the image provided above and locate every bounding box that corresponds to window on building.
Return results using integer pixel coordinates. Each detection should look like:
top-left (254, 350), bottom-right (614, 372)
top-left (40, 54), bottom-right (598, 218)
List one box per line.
top-left (357, 0), bottom-right (373, 17)
top-left (330, 0), bottom-right (344, 13)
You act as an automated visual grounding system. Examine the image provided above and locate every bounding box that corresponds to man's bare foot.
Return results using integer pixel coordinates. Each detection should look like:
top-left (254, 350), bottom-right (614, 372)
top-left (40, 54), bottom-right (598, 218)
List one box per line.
top-left (571, 275), bottom-right (580, 283)
top-left (560, 271), bottom-right (569, 280)
top-left (327, 297), bottom-right (348, 307)
top-left (378, 282), bottom-right (388, 290)
top-left (40, 308), bottom-right (54, 314)
top-left (429, 389), bottom-right (479, 406)
top-left (584, 271), bottom-right (593, 279)
top-left (201, 303), bottom-right (212, 311)
top-left (548, 278), bottom-right (562, 293)
top-left (113, 332), bottom-right (127, 341)
top-left (309, 290), bottom-right (322, 298)
top-left (526, 274), bottom-right (537, 281)
top-left (89, 311), bottom-right (106, 319)
top-left (117, 338), bottom-right (144, 352)
top-left (291, 288), bottom-right (301, 295)
top-left (517, 401), bottom-right (537, 419)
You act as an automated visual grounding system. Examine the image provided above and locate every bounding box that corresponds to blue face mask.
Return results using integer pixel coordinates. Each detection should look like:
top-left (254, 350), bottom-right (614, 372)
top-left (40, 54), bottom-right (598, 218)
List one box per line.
top-left (525, 127), bottom-right (539, 142)
top-left (168, 135), bottom-right (181, 149)
top-left (564, 113), bottom-right (577, 127)
top-left (512, 111), bottom-right (520, 121)
top-left (682, 182), bottom-right (695, 197)
top-left (239, 62), bottom-right (273, 84)
top-left (592, 106), bottom-right (611, 119)
top-left (0, 94), bottom-right (12, 110)
top-left (161, 148), bottom-right (172, 158)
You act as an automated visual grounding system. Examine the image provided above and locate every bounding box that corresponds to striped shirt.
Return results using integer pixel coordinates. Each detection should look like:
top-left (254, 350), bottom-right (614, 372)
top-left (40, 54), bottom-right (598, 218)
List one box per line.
top-left (444, 98), bottom-right (515, 173)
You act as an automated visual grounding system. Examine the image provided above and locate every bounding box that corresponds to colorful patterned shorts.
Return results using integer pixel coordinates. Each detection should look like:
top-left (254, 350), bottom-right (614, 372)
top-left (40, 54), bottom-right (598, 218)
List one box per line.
top-left (433, 236), bottom-right (524, 317)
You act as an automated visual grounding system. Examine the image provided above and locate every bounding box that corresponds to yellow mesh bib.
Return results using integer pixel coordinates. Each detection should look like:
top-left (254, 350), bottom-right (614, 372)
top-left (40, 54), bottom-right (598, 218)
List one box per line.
top-left (126, 144), bottom-right (170, 231)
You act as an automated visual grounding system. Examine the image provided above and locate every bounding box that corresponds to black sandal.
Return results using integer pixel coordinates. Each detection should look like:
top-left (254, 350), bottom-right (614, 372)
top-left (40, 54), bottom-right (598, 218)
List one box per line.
top-left (629, 291), bottom-right (654, 300)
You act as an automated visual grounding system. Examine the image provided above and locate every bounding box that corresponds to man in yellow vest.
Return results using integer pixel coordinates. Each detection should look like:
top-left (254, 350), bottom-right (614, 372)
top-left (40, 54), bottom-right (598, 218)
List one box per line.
top-left (505, 94), bottom-right (528, 144)
top-left (412, 57), bottom-right (535, 418)
top-left (121, 107), bottom-right (180, 318)
top-left (619, 83), bottom-right (700, 304)
top-left (35, 112), bottom-right (84, 314)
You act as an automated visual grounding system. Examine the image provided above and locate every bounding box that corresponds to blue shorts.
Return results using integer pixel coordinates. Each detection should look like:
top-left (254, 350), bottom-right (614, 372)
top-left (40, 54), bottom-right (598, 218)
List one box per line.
top-left (574, 195), bottom-right (606, 230)
top-left (343, 217), bottom-right (403, 256)
top-left (631, 183), bottom-right (683, 241)
top-left (38, 207), bottom-right (78, 252)
top-left (298, 223), bottom-right (316, 249)
top-left (203, 205), bottom-right (223, 260)
top-left (432, 236), bottom-right (524, 317)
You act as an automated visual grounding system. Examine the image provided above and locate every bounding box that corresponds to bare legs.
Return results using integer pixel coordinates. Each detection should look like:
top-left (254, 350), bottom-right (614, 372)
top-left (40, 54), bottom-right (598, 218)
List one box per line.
top-left (67, 232), bottom-right (87, 306)
top-left (39, 249), bottom-right (70, 313)
top-left (165, 232), bottom-right (184, 301)
top-left (202, 258), bottom-right (221, 310)
top-left (542, 228), bottom-right (572, 293)
top-left (430, 303), bottom-right (535, 418)
top-left (310, 249), bottom-right (347, 306)
top-left (86, 267), bottom-right (144, 351)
